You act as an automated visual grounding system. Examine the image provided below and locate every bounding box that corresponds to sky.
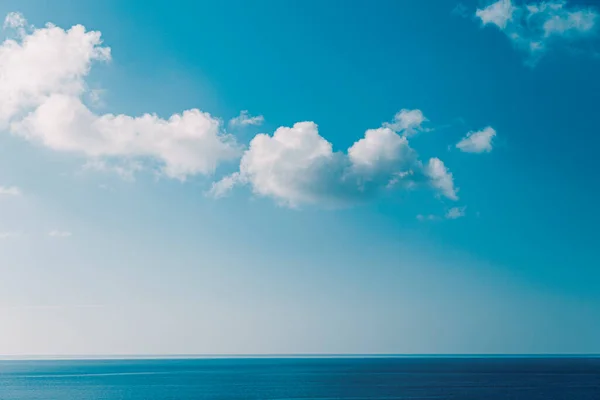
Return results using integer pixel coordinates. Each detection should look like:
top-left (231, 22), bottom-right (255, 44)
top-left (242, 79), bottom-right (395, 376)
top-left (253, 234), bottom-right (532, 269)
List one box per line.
top-left (0, 0), bottom-right (599, 356)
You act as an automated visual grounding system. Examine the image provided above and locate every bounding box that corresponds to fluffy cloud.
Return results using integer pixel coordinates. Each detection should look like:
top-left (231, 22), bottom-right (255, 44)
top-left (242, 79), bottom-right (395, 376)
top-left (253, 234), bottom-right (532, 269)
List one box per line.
top-left (210, 116), bottom-right (458, 208)
top-left (456, 126), bottom-right (496, 153)
top-left (12, 95), bottom-right (240, 179)
top-left (0, 186), bottom-right (21, 196)
top-left (1, 13), bottom-right (240, 180)
top-left (446, 206), bottom-right (467, 219)
top-left (229, 110), bottom-right (264, 128)
top-left (475, 0), bottom-right (598, 64)
top-left (2, 13), bottom-right (463, 209)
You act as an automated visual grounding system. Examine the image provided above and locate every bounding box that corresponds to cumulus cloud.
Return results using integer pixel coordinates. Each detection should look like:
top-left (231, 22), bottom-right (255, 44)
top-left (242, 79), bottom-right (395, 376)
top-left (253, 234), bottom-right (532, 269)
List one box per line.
top-left (210, 115), bottom-right (458, 208)
top-left (1, 13), bottom-right (464, 209)
top-left (475, 0), bottom-right (598, 64)
top-left (0, 186), bottom-right (21, 196)
top-left (0, 13), bottom-right (241, 180)
top-left (446, 206), bottom-right (467, 219)
top-left (48, 230), bottom-right (72, 238)
top-left (456, 126), bottom-right (496, 153)
top-left (229, 110), bottom-right (264, 128)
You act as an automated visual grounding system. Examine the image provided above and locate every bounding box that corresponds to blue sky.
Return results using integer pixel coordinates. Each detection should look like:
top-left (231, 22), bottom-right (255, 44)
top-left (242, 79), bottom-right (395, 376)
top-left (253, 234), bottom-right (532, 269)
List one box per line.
top-left (0, 0), bottom-right (599, 356)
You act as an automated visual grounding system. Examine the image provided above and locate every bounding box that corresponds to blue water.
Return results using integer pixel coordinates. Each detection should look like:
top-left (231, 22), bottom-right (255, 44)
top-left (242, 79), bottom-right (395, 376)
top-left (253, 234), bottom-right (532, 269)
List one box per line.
top-left (1, 358), bottom-right (599, 399)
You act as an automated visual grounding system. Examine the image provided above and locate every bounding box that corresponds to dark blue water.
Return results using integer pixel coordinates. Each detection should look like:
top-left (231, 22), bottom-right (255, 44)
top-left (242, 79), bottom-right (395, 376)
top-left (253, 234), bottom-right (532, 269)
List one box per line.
top-left (1, 358), bottom-right (599, 399)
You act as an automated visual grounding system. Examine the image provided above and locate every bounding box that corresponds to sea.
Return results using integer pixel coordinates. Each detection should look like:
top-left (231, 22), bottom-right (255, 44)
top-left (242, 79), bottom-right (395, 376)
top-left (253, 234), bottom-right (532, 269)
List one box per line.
top-left (0, 357), bottom-right (599, 399)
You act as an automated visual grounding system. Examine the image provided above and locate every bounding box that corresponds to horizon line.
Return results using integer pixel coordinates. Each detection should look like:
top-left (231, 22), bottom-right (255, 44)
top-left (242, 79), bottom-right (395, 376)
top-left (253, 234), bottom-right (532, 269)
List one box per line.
top-left (2, 353), bottom-right (600, 361)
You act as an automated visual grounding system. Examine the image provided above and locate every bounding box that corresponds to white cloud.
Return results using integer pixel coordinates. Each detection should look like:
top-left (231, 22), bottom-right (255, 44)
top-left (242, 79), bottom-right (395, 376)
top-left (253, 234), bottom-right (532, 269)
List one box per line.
top-left (425, 157), bottom-right (458, 201)
top-left (446, 206), bottom-right (467, 219)
top-left (1, 13), bottom-right (465, 208)
top-left (208, 172), bottom-right (241, 199)
top-left (48, 230), bottom-right (72, 238)
top-left (228, 110), bottom-right (264, 128)
top-left (1, 13), bottom-right (241, 180)
top-left (382, 109), bottom-right (427, 137)
top-left (3, 11), bottom-right (27, 30)
top-left (211, 115), bottom-right (457, 208)
top-left (456, 126), bottom-right (496, 153)
top-left (476, 0), bottom-right (515, 29)
top-left (416, 214), bottom-right (438, 221)
top-left (0, 186), bottom-right (21, 196)
top-left (475, 1), bottom-right (599, 64)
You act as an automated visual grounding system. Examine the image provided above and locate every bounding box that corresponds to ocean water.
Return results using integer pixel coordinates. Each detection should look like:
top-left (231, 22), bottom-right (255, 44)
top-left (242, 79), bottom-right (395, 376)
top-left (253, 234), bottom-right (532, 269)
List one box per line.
top-left (0, 357), bottom-right (599, 399)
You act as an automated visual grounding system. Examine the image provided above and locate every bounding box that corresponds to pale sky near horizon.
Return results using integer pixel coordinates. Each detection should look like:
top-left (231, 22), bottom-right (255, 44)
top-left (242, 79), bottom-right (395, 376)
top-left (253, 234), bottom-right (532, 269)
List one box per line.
top-left (1, 0), bottom-right (599, 356)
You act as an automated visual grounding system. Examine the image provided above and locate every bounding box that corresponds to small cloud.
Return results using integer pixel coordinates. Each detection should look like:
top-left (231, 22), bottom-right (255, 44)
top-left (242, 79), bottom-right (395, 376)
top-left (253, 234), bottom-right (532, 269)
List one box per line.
top-left (207, 172), bottom-right (241, 198)
top-left (425, 158), bottom-right (459, 201)
top-left (383, 109), bottom-right (427, 137)
top-left (476, 0), bottom-right (515, 29)
top-left (48, 230), bottom-right (72, 238)
top-left (229, 110), bottom-right (264, 128)
top-left (0, 186), bottom-right (21, 196)
top-left (446, 206), bottom-right (467, 219)
top-left (456, 126), bottom-right (496, 153)
top-left (417, 214), bottom-right (439, 221)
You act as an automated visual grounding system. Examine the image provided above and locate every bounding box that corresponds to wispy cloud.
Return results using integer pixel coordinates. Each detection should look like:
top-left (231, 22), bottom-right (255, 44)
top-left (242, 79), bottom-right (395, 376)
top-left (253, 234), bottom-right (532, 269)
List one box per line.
top-left (446, 206), bottom-right (467, 219)
top-left (417, 214), bottom-right (439, 222)
top-left (474, 0), bottom-right (599, 65)
top-left (228, 110), bottom-right (264, 128)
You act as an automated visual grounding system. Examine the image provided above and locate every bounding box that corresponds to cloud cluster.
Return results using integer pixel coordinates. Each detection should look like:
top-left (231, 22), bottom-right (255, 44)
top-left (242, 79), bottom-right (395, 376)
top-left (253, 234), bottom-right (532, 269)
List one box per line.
top-left (1, 12), bottom-right (463, 210)
top-left (210, 117), bottom-right (458, 208)
top-left (475, 0), bottom-right (598, 64)
top-left (1, 13), bottom-right (241, 180)
top-left (456, 126), bottom-right (496, 153)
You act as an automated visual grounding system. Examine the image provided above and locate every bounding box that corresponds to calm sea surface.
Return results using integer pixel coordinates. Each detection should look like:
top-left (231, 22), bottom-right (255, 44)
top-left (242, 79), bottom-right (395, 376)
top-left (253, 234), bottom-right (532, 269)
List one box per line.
top-left (0, 358), bottom-right (599, 399)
